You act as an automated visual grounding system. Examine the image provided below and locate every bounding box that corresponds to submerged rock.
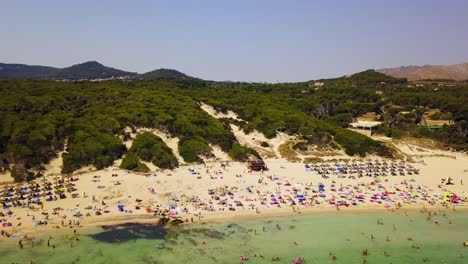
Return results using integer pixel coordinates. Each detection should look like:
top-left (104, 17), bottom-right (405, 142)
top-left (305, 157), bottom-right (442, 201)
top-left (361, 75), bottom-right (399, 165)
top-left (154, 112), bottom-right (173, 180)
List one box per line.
top-left (180, 228), bottom-right (226, 240)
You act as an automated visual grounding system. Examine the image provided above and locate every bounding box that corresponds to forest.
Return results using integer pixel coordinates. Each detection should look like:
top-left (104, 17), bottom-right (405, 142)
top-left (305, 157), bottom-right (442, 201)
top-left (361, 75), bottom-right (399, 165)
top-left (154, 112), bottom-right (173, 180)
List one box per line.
top-left (0, 70), bottom-right (467, 181)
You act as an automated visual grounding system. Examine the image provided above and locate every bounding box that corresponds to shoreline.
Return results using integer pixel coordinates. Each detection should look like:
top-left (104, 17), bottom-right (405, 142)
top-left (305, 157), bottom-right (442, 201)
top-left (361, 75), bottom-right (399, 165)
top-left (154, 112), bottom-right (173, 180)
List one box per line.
top-left (9, 203), bottom-right (467, 240)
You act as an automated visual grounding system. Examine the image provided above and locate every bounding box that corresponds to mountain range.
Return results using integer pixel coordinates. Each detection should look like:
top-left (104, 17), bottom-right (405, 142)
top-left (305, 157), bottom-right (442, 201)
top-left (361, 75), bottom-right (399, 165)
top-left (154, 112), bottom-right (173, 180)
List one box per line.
top-left (0, 61), bottom-right (191, 81)
top-left (2, 61), bottom-right (468, 82)
top-left (377, 62), bottom-right (468, 81)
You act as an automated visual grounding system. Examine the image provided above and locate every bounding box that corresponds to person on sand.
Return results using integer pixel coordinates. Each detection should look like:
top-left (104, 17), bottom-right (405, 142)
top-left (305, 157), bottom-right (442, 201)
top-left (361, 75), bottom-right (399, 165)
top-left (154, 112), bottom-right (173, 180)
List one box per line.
top-left (19, 239), bottom-right (23, 249)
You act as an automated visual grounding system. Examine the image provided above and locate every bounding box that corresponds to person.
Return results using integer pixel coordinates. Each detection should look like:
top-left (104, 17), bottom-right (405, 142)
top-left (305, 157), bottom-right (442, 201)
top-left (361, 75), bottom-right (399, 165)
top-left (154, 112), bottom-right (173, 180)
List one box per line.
top-left (19, 239), bottom-right (23, 249)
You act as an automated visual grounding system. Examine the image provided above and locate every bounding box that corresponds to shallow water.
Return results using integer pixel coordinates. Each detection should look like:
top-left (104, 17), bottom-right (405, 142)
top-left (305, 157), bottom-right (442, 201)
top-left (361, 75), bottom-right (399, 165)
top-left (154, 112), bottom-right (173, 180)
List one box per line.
top-left (1, 211), bottom-right (467, 263)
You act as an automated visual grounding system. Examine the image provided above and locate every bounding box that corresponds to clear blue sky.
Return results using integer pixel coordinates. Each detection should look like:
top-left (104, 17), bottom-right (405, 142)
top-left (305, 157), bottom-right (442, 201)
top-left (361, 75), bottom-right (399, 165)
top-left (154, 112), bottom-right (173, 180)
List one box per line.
top-left (1, 0), bottom-right (467, 82)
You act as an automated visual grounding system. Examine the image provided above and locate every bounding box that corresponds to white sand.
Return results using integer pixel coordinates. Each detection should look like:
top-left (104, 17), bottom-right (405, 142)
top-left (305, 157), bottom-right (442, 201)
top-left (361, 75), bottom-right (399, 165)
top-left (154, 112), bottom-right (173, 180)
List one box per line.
top-left (0, 106), bottom-right (467, 236)
top-left (200, 102), bottom-right (243, 121)
top-left (1, 143), bottom-right (467, 237)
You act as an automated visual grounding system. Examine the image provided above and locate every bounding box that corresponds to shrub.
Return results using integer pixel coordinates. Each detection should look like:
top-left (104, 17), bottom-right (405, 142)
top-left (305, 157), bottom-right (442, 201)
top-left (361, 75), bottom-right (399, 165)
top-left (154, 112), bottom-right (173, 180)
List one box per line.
top-left (120, 152), bottom-right (150, 172)
top-left (228, 143), bottom-right (259, 161)
top-left (129, 132), bottom-right (179, 169)
top-left (178, 137), bottom-right (212, 163)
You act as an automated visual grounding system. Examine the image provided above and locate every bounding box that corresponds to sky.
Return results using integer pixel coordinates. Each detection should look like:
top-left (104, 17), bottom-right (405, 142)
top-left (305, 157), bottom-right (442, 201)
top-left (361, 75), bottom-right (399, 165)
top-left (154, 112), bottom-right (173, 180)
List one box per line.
top-left (1, 0), bottom-right (467, 82)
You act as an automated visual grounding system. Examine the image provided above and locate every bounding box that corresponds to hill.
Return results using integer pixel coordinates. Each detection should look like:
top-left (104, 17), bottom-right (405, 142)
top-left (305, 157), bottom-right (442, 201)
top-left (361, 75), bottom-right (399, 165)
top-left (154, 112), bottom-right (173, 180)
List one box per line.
top-left (377, 62), bottom-right (468, 81)
top-left (137, 68), bottom-right (191, 80)
top-left (348, 69), bottom-right (407, 84)
top-left (0, 61), bottom-right (137, 80)
top-left (51, 61), bottom-right (137, 80)
top-left (0, 63), bottom-right (58, 80)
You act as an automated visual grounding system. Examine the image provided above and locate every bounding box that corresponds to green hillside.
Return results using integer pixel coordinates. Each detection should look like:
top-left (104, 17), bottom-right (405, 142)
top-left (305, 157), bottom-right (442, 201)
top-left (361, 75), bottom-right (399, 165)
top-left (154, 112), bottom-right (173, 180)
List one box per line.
top-left (0, 71), bottom-right (467, 181)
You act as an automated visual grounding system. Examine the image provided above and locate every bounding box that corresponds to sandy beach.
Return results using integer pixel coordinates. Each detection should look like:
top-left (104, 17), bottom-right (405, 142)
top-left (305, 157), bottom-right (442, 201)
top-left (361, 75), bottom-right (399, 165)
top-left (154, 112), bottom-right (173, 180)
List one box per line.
top-left (0, 104), bottom-right (466, 240)
top-left (1, 143), bottom-right (467, 239)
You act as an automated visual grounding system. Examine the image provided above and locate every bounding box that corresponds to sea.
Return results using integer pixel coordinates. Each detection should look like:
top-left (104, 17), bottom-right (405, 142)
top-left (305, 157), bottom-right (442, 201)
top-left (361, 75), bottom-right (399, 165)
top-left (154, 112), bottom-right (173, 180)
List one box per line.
top-left (0, 210), bottom-right (467, 263)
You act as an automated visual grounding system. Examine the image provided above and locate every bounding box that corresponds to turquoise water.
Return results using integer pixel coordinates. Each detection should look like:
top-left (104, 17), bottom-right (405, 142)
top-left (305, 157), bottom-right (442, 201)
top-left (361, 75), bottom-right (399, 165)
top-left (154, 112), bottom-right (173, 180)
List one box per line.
top-left (1, 211), bottom-right (467, 263)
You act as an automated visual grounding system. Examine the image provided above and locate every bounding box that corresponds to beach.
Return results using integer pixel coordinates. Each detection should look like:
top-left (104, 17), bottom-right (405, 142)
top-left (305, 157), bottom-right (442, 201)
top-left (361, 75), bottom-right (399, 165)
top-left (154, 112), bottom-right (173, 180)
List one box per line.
top-left (0, 127), bottom-right (467, 264)
top-left (1, 142), bottom-right (467, 234)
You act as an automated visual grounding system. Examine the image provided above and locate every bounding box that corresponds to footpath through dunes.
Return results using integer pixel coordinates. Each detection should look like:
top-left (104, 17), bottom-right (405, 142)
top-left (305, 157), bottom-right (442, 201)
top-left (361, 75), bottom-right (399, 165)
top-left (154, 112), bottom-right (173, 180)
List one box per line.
top-left (199, 102), bottom-right (350, 162)
top-left (200, 102), bottom-right (290, 159)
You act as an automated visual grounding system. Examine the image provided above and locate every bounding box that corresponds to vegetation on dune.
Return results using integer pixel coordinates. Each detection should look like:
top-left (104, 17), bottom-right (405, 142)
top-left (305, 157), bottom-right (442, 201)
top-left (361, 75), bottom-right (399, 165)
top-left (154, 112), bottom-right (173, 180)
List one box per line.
top-left (228, 143), bottom-right (260, 161)
top-left (0, 69), bottom-right (466, 181)
top-left (119, 152), bottom-right (150, 173)
top-left (127, 132), bottom-right (178, 169)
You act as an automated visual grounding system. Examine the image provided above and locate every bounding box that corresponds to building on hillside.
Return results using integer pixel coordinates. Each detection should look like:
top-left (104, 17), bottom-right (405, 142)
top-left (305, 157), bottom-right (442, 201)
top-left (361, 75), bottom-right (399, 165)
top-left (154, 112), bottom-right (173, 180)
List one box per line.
top-left (349, 120), bottom-right (382, 134)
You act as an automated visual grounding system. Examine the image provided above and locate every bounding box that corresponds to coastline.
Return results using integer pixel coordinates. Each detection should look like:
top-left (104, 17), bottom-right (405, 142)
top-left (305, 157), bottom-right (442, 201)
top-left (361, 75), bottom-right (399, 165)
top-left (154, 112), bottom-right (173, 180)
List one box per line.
top-left (10, 203), bottom-right (467, 239)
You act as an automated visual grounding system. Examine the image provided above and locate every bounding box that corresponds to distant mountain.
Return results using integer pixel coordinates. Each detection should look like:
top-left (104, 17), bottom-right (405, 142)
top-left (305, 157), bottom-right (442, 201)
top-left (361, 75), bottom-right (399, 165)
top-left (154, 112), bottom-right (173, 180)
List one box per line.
top-left (0, 61), bottom-right (137, 80)
top-left (348, 69), bottom-right (407, 84)
top-left (0, 63), bottom-right (58, 80)
top-left (377, 62), bottom-right (468, 81)
top-left (137, 68), bottom-right (191, 80)
top-left (51, 61), bottom-right (137, 80)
